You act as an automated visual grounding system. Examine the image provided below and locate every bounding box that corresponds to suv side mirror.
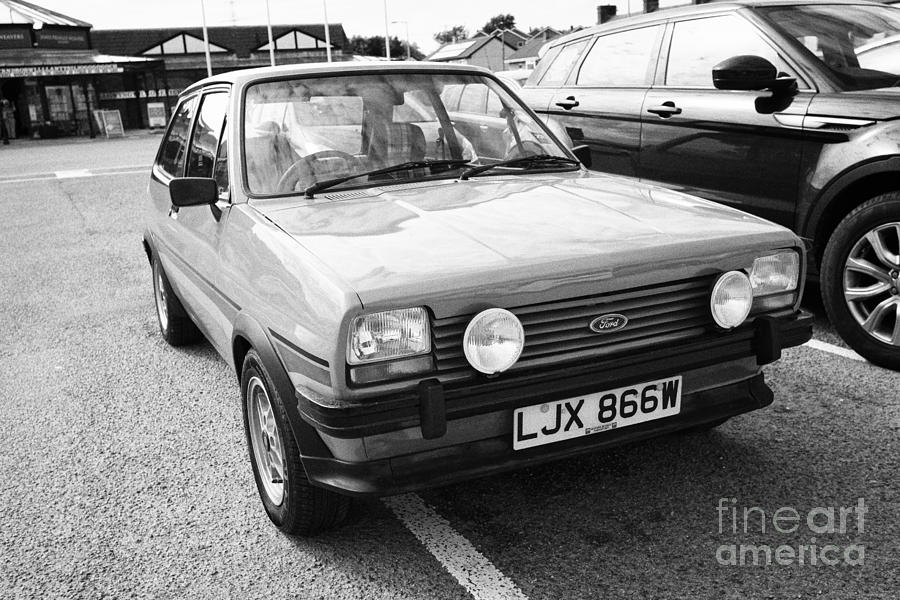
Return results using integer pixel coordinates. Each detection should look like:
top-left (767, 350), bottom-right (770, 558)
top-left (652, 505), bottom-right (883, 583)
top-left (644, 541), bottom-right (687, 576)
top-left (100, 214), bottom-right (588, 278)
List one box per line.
top-left (571, 144), bottom-right (592, 169)
top-left (169, 177), bottom-right (218, 207)
top-left (712, 55), bottom-right (797, 93)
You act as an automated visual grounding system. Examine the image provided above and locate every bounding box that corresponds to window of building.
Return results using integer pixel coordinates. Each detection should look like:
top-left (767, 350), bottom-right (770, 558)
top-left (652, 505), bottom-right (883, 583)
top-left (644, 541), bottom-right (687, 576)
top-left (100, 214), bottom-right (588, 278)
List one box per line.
top-left (577, 25), bottom-right (663, 86)
top-left (256, 30), bottom-right (330, 51)
top-left (143, 33), bottom-right (228, 55)
top-left (665, 15), bottom-right (793, 87)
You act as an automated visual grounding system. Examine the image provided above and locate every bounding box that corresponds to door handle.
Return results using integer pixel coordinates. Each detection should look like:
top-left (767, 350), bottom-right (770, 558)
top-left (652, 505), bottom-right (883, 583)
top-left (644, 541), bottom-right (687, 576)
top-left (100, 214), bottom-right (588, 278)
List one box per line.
top-left (555, 96), bottom-right (579, 110)
top-left (646, 102), bottom-right (682, 117)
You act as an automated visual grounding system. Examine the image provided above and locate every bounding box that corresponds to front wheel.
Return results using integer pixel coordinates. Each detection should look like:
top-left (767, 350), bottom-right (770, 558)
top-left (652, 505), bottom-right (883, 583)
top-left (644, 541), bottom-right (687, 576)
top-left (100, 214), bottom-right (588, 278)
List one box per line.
top-left (241, 349), bottom-right (350, 535)
top-left (821, 194), bottom-right (900, 370)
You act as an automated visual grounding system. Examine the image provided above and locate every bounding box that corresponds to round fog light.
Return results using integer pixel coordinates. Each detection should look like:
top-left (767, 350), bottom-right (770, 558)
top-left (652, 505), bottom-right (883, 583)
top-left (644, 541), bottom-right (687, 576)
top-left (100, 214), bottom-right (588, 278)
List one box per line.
top-left (710, 271), bottom-right (753, 329)
top-left (463, 308), bottom-right (525, 374)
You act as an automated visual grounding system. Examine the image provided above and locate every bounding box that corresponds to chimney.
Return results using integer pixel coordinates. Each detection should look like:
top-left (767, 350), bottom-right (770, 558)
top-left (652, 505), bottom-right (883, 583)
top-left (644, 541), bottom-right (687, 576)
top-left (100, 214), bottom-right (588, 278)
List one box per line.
top-left (597, 5), bottom-right (617, 24)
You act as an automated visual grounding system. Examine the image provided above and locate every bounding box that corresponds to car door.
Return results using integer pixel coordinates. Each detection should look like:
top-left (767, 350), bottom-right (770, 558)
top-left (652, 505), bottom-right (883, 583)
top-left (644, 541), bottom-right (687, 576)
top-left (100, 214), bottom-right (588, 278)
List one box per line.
top-left (540, 25), bottom-right (664, 179)
top-left (639, 12), bottom-right (814, 227)
top-left (149, 88), bottom-right (232, 355)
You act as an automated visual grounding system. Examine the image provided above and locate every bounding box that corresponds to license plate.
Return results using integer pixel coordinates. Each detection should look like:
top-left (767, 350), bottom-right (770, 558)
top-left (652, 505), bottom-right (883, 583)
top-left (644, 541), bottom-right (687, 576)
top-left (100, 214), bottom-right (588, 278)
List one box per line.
top-left (513, 376), bottom-right (682, 450)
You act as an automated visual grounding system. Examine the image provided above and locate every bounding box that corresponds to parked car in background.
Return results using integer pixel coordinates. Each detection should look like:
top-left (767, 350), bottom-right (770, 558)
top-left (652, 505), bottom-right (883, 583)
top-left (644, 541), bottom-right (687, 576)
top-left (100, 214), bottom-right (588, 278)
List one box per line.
top-left (519, 0), bottom-right (900, 369)
top-left (144, 62), bottom-right (812, 535)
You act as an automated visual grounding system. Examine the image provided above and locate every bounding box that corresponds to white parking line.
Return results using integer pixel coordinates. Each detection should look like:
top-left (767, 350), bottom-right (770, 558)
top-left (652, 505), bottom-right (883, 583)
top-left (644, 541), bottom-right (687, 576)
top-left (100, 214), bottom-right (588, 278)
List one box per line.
top-left (803, 339), bottom-right (867, 363)
top-left (385, 494), bottom-right (529, 600)
top-left (55, 169), bottom-right (93, 179)
top-left (0, 169), bottom-right (147, 185)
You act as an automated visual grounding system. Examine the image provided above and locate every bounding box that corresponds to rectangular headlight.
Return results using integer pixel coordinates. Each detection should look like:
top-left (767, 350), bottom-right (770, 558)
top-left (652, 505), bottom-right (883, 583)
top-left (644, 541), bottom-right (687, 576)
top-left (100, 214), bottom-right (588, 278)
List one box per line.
top-left (348, 307), bottom-right (431, 364)
top-left (750, 251), bottom-right (800, 296)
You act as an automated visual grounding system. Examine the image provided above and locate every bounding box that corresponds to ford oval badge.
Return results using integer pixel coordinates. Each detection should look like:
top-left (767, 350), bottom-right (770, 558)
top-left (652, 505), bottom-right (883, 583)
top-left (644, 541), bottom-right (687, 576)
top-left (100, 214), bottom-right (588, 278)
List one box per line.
top-left (589, 314), bottom-right (628, 334)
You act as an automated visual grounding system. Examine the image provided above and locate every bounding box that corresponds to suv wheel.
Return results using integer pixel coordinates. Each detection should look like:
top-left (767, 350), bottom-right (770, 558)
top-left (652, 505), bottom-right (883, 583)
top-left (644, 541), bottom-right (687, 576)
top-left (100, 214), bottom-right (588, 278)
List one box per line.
top-left (241, 349), bottom-right (350, 535)
top-left (821, 194), bottom-right (900, 370)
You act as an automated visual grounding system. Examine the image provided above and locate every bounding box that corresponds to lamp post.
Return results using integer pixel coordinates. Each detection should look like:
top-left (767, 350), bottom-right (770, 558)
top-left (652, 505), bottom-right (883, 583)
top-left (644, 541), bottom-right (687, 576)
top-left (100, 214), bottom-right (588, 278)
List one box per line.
top-left (323, 0), bottom-right (332, 62)
top-left (382, 0), bottom-right (391, 60)
top-left (199, 0), bottom-right (212, 77)
top-left (265, 0), bottom-right (275, 66)
top-left (391, 20), bottom-right (410, 60)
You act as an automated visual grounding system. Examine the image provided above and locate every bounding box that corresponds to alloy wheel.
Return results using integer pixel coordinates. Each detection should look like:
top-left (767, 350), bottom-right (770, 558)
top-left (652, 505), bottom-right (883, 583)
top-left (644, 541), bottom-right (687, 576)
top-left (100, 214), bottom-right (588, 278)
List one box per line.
top-left (246, 376), bottom-right (287, 506)
top-left (842, 222), bottom-right (900, 345)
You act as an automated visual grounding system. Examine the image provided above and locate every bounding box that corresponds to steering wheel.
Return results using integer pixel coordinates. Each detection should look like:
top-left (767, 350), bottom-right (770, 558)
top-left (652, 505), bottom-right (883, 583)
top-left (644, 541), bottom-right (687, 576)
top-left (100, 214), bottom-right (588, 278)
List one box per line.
top-left (504, 140), bottom-right (546, 161)
top-left (276, 150), bottom-right (360, 194)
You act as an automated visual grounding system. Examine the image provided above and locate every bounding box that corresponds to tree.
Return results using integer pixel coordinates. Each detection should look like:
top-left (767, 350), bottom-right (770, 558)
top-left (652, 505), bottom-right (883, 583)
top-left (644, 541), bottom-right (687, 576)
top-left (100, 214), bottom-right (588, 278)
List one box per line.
top-left (434, 25), bottom-right (468, 45)
top-left (482, 14), bottom-right (516, 34)
top-left (347, 35), bottom-right (424, 60)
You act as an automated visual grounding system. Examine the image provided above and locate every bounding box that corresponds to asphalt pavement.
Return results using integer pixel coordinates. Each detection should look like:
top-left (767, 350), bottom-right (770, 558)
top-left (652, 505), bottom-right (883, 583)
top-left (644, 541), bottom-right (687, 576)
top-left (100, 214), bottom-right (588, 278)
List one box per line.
top-left (0, 135), bottom-right (897, 599)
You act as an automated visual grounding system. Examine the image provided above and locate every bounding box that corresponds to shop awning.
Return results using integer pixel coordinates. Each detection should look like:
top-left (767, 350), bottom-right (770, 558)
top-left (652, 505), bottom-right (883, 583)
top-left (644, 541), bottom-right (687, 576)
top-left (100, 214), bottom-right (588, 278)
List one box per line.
top-left (0, 51), bottom-right (162, 77)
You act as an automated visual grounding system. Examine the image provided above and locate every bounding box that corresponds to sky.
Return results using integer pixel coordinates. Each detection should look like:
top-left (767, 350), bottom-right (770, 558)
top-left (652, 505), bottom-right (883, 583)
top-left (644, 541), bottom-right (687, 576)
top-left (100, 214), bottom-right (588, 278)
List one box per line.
top-left (27, 0), bottom-right (632, 55)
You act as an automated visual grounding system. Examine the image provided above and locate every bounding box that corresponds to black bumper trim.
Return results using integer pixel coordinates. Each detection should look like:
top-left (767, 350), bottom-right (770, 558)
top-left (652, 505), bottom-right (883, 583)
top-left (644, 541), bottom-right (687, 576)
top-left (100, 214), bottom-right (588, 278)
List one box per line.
top-left (302, 373), bottom-right (775, 497)
top-left (297, 311), bottom-right (812, 440)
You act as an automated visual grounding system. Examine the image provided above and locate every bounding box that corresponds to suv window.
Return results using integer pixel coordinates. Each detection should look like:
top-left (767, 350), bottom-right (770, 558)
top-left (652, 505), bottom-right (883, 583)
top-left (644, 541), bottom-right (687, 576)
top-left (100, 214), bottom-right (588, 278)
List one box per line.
top-left (665, 15), bottom-right (792, 87)
top-left (458, 85), bottom-right (487, 114)
top-left (186, 92), bottom-right (228, 178)
top-left (538, 39), bottom-right (590, 86)
top-left (577, 25), bottom-right (663, 87)
top-left (158, 97), bottom-right (197, 177)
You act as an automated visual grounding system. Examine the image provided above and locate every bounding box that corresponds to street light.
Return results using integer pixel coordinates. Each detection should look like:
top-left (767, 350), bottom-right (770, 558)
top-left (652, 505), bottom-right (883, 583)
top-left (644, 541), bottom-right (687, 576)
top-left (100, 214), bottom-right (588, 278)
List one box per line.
top-left (391, 20), bottom-right (410, 60)
top-left (323, 0), bottom-right (333, 63)
top-left (264, 0), bottom-right (275, 66)
top-left (199, 0), bottom-right (212, 76)
top-left (382, 0), bottom-right (391, 60)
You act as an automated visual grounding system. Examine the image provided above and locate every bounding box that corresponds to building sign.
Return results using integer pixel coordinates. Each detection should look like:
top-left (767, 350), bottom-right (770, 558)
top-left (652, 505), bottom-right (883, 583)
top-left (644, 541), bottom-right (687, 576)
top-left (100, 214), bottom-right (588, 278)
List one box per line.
top-left (99, 89), bottom-right (181, 101)
top-left (147, 102), bottom-right (167, 128)
top-left (0, 25), bottom-right (32, 49)
top-left (35, 26), bottom-right (90, 50)
top-left (0, 64), bottom-right (124, 78)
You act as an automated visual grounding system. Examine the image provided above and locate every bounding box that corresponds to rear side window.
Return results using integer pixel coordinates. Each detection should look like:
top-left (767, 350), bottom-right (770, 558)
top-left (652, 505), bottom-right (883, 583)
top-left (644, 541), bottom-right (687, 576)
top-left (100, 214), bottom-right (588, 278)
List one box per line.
top-left (538, 39), bottom-right (590, 87)
top-left (157, 97), bottom-right (197, 177)
top-left (665, 15), bottom-right (793, 87)
top-left (458, 85), bottom-right (488, 114)
top-left (577, 25), bottom-right (663, 86)
top-left (186, 92), bottom-right (228, 178)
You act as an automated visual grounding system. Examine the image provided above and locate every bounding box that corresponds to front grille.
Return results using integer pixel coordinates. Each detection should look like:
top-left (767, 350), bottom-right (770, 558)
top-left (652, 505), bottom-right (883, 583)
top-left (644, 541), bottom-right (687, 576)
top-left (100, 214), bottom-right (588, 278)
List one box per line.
top-left (432, 276), bottom-right (717, 377)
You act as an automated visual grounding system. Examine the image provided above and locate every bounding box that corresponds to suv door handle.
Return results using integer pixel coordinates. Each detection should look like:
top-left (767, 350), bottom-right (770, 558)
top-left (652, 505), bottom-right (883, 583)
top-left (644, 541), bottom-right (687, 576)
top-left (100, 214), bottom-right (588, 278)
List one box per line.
top-left (555, 96), bottom-right (579, 110)
top-left (647, 102), bottom-right (682, 117)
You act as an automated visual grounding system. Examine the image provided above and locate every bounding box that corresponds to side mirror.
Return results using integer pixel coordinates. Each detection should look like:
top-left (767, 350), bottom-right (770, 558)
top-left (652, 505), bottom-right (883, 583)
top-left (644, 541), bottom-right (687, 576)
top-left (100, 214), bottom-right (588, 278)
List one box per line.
top-left (712, 55), bottom-right (797, 93)
top-left (571, 144), bottom-right (592, 169)
top-left (169, 177), bottom-right (218, 207)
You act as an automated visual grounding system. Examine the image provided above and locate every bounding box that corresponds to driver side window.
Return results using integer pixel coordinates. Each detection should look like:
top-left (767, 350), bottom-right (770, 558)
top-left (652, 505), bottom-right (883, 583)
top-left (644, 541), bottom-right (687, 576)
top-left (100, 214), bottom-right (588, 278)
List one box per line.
top-left (665, 15), bottom-right (795, 87)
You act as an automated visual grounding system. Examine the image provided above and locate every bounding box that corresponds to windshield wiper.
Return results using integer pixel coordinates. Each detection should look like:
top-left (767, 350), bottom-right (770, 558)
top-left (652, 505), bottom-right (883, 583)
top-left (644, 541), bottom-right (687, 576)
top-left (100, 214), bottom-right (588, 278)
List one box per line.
top-left (303, 159), bottom-right (473, 198)
top-left (458, 154), bottom-right (580, 181)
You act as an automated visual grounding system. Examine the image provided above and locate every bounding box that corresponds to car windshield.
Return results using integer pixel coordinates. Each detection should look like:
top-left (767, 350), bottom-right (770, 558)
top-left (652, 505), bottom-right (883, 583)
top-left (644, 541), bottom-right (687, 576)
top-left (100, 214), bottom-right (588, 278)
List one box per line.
top-left (242, 72), bottom-right (570, 196)
top-left (759, 5), bottom-right (900, 90)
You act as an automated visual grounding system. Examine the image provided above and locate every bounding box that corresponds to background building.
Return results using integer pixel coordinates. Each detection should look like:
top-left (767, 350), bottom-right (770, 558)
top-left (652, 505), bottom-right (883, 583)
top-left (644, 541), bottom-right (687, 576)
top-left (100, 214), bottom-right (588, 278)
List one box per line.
top-left (0, 0), bottom-right (347, 137)
top-left (0, 0), bottom-right (164, 138)
top-left (427, 29), bottom-right (525, 71)
top-left (91, 24), bottom-right (348, 97)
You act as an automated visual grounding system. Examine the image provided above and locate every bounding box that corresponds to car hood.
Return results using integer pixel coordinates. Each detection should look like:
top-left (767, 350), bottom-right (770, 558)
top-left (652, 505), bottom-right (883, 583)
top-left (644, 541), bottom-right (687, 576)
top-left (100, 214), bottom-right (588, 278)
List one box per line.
top-left (256, 173), bottom-right (798, 317)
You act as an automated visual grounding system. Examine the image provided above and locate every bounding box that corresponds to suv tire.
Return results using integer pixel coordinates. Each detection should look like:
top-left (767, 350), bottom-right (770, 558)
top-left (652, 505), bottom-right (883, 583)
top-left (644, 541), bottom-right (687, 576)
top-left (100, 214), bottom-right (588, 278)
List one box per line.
top-left (821, 194), bottom-right (900, 370)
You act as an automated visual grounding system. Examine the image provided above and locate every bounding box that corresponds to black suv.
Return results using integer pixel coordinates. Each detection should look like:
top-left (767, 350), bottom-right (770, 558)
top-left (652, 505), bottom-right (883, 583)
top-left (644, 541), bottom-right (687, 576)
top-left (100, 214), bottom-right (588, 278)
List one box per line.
top-left (519, 0), bottom-right (900, 369)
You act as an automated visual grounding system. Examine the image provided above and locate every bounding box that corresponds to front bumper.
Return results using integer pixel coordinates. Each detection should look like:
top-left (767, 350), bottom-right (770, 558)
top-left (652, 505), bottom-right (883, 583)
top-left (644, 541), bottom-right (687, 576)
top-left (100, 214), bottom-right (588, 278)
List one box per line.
top-left (296, 312), bottom-right (813, 496)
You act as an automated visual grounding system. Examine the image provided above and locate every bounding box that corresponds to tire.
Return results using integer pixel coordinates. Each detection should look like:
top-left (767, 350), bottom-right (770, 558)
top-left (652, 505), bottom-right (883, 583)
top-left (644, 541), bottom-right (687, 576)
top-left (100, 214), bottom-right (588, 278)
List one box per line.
top-left (821, 194), bottom-right (900, 370)
top-left (151, 254), bottom-right (202, 346)
top-left (240, 349), bottom-right (350, 536)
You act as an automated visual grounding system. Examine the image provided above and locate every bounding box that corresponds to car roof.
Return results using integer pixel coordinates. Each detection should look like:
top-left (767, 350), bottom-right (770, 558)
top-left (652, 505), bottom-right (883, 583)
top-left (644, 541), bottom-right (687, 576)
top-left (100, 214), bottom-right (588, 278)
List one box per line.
top-left (546, 0), bottom-right (890, 48)
top-left (181, 61), bottom-right (494, 96)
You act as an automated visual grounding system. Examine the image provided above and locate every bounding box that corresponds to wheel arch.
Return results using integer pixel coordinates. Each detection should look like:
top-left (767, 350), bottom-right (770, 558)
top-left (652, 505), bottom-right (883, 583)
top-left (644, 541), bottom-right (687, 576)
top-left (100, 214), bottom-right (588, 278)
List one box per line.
top-left (231, 312), bottom-right (333, 460)
top-left (804, 157), bottom-right (900, 267)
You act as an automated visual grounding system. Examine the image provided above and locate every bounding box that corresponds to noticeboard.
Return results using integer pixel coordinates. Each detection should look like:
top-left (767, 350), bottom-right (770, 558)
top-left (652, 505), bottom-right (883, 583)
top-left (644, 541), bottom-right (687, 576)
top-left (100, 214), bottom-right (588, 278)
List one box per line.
top-left (147, 102), bottom-right (167, 128)
top-left (92, 109), bottom-right (126, 138)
